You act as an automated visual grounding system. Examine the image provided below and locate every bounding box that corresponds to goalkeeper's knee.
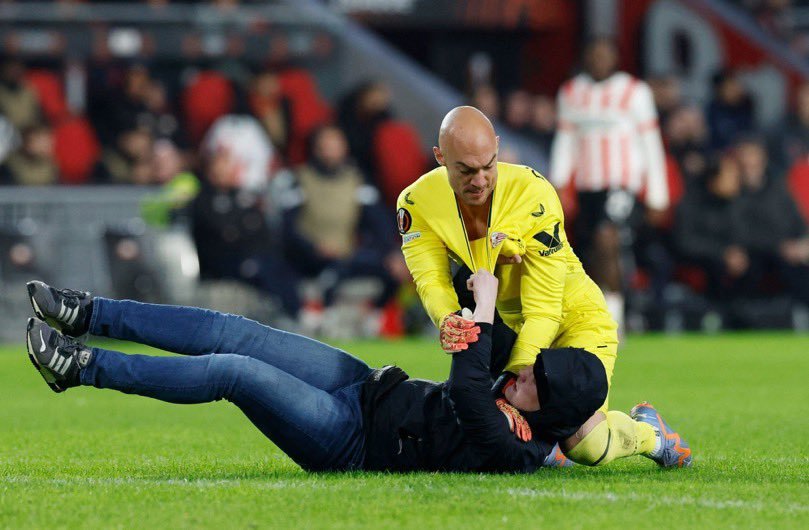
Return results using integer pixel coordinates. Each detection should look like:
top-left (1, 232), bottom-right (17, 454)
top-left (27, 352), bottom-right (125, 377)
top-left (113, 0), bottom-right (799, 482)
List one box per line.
top-left (564, 410), bottom-right (656, 466)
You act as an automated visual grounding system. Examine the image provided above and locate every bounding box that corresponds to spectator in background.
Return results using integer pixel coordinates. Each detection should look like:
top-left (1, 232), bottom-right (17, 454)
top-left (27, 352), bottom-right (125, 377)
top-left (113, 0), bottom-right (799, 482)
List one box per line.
top-left (249, 69), bottom-right (291, 155)
top-left (92, 63), bottom-right (152, 147)
top-left (191, 145), bottom-right (301, 318)
top-left (706, 69), bottom-right (754, 151)
top-left (503, 90), bottom-right (533, 135)
top-left (647, 74), bottom-right (683, 129)
top-left (0, 57), bottom-right (41, 132)
top-left (733, 135), bottom-right (809, 304)
top-left (665, 104), bottom-right (711, 184)
top-left (202, 114), bottom-right (275, 191)
top-left (0, 124), bottom-right (58, 186)
top-left (140, 79), bottom-right (184, 146)
top-left (338, 80), bottom-right (393, 180)
top-left (141, 139), bottom-right (200, 227)
top-left (529, 95), bottom-right (556, 165)
top-left (278, 125), bottom-right (405, 311)
top-left (93, 127), bottom-right (154, 184)
top-left (771, 81), bottom-right (809, 173)
top-left (674, 155), bottom-right (747, 302)
top-left (470, 84), bottom-right (500, 122)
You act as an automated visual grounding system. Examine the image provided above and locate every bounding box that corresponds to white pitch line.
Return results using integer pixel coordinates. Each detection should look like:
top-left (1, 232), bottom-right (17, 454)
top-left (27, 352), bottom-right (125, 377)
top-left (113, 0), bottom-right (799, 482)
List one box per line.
top-left (505, 488), bottom-right (809, 514)
top-left (1, 476), bottom-right (806, 514)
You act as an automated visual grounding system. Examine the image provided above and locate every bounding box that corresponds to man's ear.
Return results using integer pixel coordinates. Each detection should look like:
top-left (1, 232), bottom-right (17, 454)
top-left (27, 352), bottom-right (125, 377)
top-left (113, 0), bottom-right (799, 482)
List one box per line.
top-left (495, 136), bottom-right (500, 155)
top-left (433, 146), bottom-right (445, 166)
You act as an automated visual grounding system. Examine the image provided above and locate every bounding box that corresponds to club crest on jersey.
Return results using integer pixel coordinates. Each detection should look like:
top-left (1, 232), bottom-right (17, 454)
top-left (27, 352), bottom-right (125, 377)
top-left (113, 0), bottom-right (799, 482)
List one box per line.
top-left (490, 231), bottom-right (508, 248)
top-left (397, 208), bottom-right (412, 234)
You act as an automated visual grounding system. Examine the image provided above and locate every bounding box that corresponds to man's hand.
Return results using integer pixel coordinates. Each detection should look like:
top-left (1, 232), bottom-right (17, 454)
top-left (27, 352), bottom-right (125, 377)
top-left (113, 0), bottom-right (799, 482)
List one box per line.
top-left (496, 398), bottom-right (532, 442)
top-left (439, 313), bottom-right (480, 353)
top-left (780, 239), bottom-right (809, 265)
top-left (466, 269), bottom-right (498, 324)
top-left (645, 207), bottom-right (668, 228)
top-left (723, 245), bottom-right (749, 278)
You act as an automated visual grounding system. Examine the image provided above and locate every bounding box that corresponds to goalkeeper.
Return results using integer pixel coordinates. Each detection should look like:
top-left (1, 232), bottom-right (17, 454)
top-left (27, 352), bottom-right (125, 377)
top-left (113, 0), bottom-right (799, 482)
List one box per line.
top-left (397, 106), bottom-right (691, 468)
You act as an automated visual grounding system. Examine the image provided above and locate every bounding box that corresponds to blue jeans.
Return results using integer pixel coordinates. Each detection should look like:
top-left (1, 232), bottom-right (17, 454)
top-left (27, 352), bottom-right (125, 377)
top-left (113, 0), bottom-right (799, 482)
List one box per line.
top-left (80, 298), bottom-right (373, 471)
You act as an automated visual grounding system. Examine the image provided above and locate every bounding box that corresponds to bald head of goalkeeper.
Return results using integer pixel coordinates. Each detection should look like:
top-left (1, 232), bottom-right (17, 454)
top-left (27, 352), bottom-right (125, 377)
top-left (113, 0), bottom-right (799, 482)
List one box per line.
top-left (434, 106), bottom-right (499, 208)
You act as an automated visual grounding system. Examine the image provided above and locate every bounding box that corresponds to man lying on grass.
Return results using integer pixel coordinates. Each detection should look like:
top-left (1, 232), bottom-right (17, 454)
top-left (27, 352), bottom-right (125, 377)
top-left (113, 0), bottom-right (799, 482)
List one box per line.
top-left (24, 271), bottom-right (689, 473)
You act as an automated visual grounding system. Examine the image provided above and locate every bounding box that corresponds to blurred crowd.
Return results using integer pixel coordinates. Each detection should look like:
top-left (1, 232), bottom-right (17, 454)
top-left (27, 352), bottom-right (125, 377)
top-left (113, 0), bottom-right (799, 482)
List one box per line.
top-left (466, 37), bottom-right (809, 327)
top-left (3, 5), bottom-right (809, 330)
top-left (0, 53), bottom-right (425, 332)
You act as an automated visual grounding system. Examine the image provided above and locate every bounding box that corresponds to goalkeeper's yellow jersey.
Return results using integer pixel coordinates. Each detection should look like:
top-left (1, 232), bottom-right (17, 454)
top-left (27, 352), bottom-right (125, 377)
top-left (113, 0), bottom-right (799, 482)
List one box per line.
top-left (397, 162), bottom-right (618, 373)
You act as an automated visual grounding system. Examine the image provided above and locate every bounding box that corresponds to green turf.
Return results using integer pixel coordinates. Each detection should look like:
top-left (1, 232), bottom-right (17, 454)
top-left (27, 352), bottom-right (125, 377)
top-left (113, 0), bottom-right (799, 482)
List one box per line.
top-left (1, 333), bottom-right (807, 529)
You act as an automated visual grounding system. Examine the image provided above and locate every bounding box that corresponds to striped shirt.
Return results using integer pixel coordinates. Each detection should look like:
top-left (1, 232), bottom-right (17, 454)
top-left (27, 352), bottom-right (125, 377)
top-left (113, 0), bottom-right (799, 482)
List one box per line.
top-left (550, 72), bottom-right (669, 210)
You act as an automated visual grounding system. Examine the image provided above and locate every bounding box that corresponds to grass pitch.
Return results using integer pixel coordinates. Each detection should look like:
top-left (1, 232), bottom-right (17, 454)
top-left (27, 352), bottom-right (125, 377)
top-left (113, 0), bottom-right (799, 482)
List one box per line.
top-left (1, 332), bottom-right (807, 529)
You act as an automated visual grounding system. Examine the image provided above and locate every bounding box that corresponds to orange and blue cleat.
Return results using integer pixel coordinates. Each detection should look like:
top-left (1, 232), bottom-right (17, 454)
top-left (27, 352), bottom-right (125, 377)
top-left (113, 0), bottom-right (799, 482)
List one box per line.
top-left (630, 401), bottom-right (692, 468)
top-left (542, 443), bottom-right (575, 468)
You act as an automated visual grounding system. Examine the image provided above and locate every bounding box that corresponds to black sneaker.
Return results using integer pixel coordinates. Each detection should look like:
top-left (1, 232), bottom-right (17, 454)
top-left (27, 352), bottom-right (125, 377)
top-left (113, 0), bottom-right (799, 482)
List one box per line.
top-left (26, 318), bottom-right (92, 393)
top-left (27, 280), bottom-right (92, 337)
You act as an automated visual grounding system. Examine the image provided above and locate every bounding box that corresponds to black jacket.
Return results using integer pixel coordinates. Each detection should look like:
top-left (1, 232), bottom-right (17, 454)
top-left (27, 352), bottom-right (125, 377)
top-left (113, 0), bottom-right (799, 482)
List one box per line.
top-left (736, 178), bottom-right (807, 254)
top-left (360, 324), bottom-right (553, 473)
top-left (674, 185), bottom-right (745, 263)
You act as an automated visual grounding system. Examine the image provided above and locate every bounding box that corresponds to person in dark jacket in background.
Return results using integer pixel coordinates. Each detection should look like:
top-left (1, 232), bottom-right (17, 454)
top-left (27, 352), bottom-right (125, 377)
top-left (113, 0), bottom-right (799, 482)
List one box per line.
top-left (733, 136), bottom-right (809, 304)
top-left (191, 146), bottom-right (301, 318)
top-left (705, 70), bottom-right (754, 151)
top-left (674, 154), bottom-right (748, 301)
top-left (26, 270), bottom-right (690, 473)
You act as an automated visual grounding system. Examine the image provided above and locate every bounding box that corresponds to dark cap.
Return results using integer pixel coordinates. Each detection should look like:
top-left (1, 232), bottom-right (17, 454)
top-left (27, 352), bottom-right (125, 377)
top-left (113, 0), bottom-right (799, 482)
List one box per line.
top-left (526, 347), bottom-right (609, 441)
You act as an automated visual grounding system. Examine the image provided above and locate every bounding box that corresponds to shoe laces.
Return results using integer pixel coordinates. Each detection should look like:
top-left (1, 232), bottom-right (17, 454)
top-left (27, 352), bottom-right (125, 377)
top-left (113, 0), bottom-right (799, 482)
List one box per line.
top-left (57, 336), bottom-right (83, 357)
top-left (57, 288), bottom-right (88, 307)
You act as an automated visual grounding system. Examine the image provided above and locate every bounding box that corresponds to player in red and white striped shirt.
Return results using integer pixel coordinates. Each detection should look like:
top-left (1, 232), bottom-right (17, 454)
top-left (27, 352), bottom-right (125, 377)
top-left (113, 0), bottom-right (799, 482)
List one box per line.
top-left (550, 37), bottom-right (669, 333)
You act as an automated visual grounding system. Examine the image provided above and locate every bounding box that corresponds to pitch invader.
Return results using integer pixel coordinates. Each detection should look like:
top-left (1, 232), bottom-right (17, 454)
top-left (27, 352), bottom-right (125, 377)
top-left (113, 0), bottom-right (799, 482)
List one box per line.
top-left (397, 106), bottom-right (690, 468)
top-left (550, 37), bottom-right (669, 333)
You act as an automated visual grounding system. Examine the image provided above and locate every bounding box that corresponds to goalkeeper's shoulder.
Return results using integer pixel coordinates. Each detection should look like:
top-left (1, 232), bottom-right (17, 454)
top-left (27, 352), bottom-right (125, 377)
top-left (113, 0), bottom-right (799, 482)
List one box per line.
top-left (498, 163), bottom-right (562, 213)
top-left (500, 162), bottom-right (556, 192)
top-left (396, 165), bottom-right (451, 213)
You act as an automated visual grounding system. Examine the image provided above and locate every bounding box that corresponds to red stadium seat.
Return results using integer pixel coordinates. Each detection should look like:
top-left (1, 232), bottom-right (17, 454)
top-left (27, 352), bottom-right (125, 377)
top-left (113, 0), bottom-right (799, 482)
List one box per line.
top-left (372, 120), bottom-right (427, 206)
top-left (24, 70), bottom-right (69, 124)
top-left (278, 69), bottom-right (332, 164)
top-left (674, 265), bottom-right (708, 293)
top-left (181, 71), bottom-right (235, 145)
top-left (53, 116), bottom-right (100, 184)
top-left (787, 158), bottom-right (809, 223)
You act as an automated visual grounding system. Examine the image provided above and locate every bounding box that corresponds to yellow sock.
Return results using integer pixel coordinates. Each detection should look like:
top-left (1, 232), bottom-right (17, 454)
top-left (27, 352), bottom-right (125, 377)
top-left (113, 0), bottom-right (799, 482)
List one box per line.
top-left (565, 411), bottom-right (657, 466)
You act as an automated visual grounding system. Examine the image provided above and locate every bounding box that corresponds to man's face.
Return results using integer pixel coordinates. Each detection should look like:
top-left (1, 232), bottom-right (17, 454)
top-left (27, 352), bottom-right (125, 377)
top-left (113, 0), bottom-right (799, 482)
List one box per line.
top-left (314, 127), bottom-right (348, 171)
top-left (735, 141), bottom-right (767, 189)
top-left (25, 129), bottom-right (54, 159)
top-left (504, 366), bottom-right (540, 412)
top-left (585, 40), bottom-right (618, 81)
top-left (435, 136), bottom-right (498, 207)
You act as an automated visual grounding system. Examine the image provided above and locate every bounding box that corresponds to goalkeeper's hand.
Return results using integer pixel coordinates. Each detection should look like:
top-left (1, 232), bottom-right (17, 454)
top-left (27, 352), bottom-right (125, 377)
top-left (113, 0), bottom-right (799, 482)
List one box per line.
top-left (496, 398), bottom-right (532, 442)
top-left (439, 311), bottom-right (480, 353)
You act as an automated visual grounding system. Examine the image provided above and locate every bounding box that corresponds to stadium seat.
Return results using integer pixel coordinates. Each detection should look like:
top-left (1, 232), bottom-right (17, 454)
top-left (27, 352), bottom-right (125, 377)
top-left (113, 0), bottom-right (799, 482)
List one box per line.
top-left (181, 71), bottom-right (235, 145)
top-left (24, 70), bottom-right (69, 124)
top-left (787, 158), bottom-right (809, 223)
top-left (372, 120), bottom-right (427, 206)
top-left (53, 116), bottom-right (100, 184)
top-left (278, 69), bottom-right (332, 164)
